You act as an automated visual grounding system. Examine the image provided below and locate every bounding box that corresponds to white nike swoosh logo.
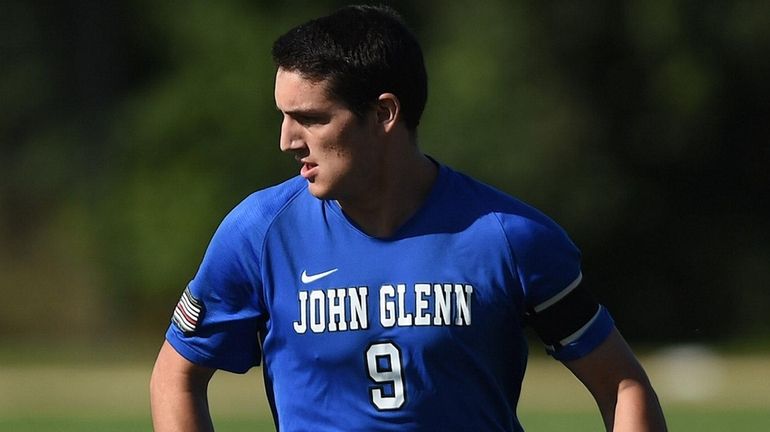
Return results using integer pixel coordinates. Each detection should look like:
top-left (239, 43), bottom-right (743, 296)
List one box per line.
top-left (301, 268), bottom-right (338, 284)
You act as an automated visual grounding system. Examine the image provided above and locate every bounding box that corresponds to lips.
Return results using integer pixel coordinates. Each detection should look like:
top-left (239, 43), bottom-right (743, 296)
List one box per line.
top-left (300, 162), bottom-right (318, 180)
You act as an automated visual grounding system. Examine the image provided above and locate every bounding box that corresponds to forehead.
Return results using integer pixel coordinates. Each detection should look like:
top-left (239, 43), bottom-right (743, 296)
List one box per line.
top-left (274, 68), bottom-right (338, 111)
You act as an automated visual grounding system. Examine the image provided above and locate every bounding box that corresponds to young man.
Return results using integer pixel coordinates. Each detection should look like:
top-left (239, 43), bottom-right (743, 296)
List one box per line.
top-left (151, 5), bottom-right (667, 431)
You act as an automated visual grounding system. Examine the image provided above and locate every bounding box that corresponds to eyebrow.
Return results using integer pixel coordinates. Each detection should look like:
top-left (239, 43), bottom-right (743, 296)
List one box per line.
top-left (277, 105), bottom-right (320, 114)
top-left (277, 107), bottom-right (332, 120)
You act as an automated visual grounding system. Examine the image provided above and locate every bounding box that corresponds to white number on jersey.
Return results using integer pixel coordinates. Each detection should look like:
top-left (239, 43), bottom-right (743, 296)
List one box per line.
top-left (365, 342), bottom-right (406, 410)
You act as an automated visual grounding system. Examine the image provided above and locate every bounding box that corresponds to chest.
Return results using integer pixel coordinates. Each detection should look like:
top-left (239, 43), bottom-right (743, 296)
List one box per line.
top-left (262, 210), bottom-right (522, 355)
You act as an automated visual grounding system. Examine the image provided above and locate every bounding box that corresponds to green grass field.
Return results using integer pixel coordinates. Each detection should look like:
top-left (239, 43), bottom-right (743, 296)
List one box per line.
top-left (1, 345), bottom-right (769, 431)
top-left (3, 412), bottom-right (770, 432)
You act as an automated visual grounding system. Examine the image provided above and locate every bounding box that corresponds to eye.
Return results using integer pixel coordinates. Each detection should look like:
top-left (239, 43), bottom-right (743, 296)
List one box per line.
top-left (295, 114), bottom-right (329, 127)
top-left (295, 115), bottom-right (315, 126)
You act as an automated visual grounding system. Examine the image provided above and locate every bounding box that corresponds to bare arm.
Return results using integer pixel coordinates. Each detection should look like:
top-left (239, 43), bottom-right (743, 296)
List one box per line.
top-left (563, 328), bottom-right (667, 431)
top-left (150, 340), bottom-right (217, 432)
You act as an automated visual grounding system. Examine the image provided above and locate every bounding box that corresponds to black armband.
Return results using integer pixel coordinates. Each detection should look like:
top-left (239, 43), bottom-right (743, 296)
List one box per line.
top-left (525, 278), bottom-right (600, 348)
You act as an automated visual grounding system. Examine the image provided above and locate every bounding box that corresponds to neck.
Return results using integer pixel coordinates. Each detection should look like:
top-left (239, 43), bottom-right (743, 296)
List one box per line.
top-left (338, 147), bottom-right (438, 238)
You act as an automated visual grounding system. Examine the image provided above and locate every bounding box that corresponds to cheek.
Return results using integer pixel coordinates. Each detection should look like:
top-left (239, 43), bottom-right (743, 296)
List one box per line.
top-left (315, 142), bottom-right (349, 169)
top-left (314, 120), bottom-right (373, 171)
top-left (321, 131), bottom-right (357, 161)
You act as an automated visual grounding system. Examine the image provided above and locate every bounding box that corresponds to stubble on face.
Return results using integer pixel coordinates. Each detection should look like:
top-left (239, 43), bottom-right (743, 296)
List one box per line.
top-left (275, 68), bottom-right (379, 202)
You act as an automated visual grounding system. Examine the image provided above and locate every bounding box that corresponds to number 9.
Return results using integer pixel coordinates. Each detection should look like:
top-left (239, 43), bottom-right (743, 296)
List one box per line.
top-left (366, 342), bottom-right (406, 410)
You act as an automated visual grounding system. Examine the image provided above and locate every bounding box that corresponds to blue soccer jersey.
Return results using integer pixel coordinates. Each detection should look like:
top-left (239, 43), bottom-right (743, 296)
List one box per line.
top-left (166, 163), bottom-right (614, 431)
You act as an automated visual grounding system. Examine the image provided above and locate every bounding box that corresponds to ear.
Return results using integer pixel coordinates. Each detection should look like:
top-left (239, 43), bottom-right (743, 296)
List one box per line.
top-left (375, 93), bottom-right (400, 133)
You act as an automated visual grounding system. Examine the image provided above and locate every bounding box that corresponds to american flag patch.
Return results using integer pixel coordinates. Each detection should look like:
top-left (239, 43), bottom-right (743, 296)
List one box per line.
top-left (172, 286), bottom-right (204, 334)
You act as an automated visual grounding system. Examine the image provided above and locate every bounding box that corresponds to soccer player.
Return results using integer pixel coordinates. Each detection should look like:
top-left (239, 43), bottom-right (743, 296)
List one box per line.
top-left (150, 5), bottom-right (667, 431)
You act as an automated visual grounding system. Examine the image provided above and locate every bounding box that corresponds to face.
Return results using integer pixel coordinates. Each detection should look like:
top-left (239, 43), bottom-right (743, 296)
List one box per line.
top-left (275, 68), bottom-right (380, 201)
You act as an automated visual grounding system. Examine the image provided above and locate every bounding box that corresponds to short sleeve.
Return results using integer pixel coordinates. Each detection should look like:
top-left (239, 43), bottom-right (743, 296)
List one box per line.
top-left (502, 213), bottom-right (613, 361)
top-left (166, 202), bottom-right (266, 374)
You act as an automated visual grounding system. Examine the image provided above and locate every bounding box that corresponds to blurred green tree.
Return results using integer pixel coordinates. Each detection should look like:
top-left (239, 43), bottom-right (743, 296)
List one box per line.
top-left (1, 0), bottom-right (768, 344)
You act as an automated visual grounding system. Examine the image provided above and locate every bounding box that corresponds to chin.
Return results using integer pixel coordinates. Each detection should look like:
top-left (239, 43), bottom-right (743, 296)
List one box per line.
top-left (306, 181), bottom-right (334, 200)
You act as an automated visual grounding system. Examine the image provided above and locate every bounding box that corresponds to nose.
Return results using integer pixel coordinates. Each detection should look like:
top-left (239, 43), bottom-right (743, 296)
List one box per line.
top-left (279, 116), bottom-right (304, 153)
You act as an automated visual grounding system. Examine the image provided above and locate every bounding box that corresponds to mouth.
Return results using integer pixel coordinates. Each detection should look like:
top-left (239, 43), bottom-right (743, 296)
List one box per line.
top-left (300, 161), bottom-right (318, 181)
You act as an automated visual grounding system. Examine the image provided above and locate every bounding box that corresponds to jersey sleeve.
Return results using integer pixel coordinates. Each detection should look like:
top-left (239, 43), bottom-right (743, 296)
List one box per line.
top-left (502, 212), bottom-right (614, 362)
top-left (165, 199), bottom-right (267, 374)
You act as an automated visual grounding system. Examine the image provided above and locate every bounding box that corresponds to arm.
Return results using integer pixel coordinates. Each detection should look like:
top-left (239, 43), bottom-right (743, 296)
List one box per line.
top-left (150, 340), bottom-right (217, 432)
top-left (563, 328), bottom-right (667, 432)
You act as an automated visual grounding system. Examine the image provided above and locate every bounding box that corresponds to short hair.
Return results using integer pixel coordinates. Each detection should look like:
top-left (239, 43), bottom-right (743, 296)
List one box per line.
top-left (272, 5), bottom-right (428, 131)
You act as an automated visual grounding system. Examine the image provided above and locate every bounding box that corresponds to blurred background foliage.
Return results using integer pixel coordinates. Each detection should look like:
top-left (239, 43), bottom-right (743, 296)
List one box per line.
top-left (1, 0), bottom-right (769, 348)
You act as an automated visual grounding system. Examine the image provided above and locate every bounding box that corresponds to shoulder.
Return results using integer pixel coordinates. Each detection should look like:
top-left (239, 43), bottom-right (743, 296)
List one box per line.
top-left (221, 176), bottom-right (308, 236)
top-left (190, 176), bottom-right (307, 289)
top-left (201, 176), bottom-right (308, 265)
top-left (443, 166), bottom-right (570, 243)
top-left (443, 165), bottom-right (580, 299)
